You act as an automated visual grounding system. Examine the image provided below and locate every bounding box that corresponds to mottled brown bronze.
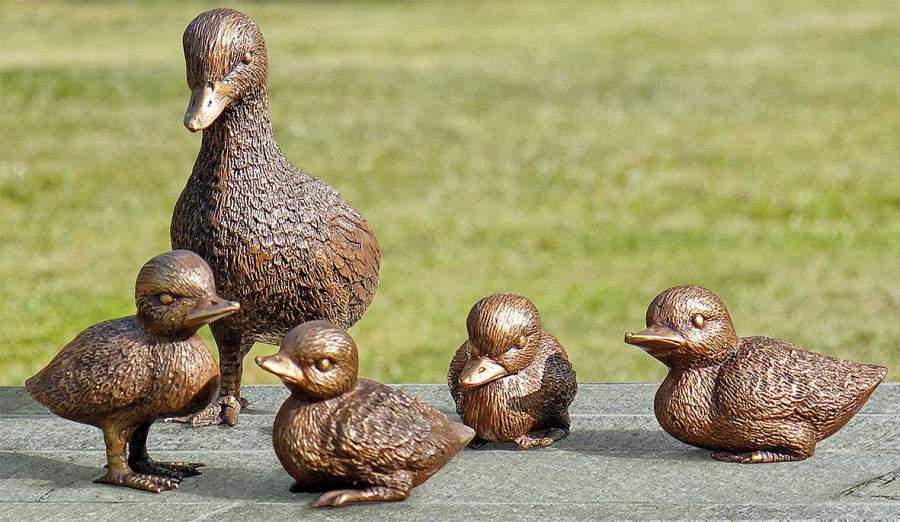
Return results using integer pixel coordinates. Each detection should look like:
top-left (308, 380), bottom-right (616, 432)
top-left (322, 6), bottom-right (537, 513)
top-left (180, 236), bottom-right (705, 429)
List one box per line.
top-left (171, 8), bottom-right (380, 426)
top-left (448, 293), bottom-right (578, 449)
top-left (257, 321), bottom-right (474, 508)
top-left (25, 251), bottom-right (239, 492)
top-left (625, 284), bottom-right (888, 463)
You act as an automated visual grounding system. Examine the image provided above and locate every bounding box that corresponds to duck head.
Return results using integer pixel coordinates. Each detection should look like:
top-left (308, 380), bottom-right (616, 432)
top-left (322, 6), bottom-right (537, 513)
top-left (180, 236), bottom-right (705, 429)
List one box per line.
top-left (256, 321), bottom-right (359, 400)
top-left (182, 8), bottom-right (269, 132)
top-left (135, 250), bottom-right (240, 339)
top-left (459, 293), bottom-right (543, 388)
top-left (625, 285), bottom-right (738, 369)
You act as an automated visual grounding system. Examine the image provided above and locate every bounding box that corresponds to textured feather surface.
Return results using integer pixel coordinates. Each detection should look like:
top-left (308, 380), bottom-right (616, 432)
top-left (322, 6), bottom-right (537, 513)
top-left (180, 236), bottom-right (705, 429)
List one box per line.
top-left (273, 379), bottom-right (472, 490)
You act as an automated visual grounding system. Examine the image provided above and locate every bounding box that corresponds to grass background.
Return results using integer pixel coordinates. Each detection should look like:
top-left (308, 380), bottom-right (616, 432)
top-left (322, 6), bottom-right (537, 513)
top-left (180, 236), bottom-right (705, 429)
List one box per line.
top-left (1, 1), bottom-right (897, 386)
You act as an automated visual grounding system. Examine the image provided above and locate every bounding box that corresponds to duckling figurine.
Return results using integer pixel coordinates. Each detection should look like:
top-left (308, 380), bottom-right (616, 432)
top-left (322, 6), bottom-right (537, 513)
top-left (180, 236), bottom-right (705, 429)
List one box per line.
top-left (256, 321), bottom-right (474, 508)
top-left (448, 293), bottom-right (578, 449)
top-left (625, 285), bottom-right (887, 463)
top-left (171, 8), bottom-right (380, 426)
top-left (25, 250), bottom-right (239, 492)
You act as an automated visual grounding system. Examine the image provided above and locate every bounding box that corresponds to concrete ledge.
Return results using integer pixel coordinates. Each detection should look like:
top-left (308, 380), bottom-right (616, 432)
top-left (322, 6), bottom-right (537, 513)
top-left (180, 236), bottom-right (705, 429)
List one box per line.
top-left (1, 384), bottom-right (898, 520)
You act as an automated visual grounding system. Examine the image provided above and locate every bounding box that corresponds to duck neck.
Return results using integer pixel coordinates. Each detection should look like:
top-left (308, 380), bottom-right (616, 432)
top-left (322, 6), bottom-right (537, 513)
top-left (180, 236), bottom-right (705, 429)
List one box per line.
top-left (195, 90), bottom-right (283, 179)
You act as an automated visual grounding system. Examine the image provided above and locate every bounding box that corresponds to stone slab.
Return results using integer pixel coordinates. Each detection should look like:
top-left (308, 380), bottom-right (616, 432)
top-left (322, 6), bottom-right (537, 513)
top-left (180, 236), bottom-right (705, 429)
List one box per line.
top-left (1, 384), bottom-right (897, 520)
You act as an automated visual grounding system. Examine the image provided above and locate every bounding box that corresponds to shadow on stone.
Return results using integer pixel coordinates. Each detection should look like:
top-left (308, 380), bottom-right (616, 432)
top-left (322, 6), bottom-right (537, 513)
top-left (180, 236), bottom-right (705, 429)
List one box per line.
top-left (0, 451), bottom-right (98, 482)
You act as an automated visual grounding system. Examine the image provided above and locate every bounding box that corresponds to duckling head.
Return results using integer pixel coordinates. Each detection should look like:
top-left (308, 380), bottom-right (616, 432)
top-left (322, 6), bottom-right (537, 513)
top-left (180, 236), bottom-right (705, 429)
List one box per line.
top-left (182, 8), bottom-right (268, 131)
top-left (255, 321), bottom-right (359, 400)
top-left (625, 285), bottom-right (738, 368)
top-left (459, 293), bottom-right (542, 388)
top-left (135, 250), bottom-right (240, 339)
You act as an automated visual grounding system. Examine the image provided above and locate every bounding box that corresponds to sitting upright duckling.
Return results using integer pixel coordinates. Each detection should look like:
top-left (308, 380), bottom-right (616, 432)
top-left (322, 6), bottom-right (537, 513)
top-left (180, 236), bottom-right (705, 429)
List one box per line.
top-left (625, 285), bottom-right (887, 463)
top-left (448, 293), bottom-right (578, 449)
top-left (257, 321), bottom-right (474, 508)
top-left (25, 251), bottom-right (239, 492)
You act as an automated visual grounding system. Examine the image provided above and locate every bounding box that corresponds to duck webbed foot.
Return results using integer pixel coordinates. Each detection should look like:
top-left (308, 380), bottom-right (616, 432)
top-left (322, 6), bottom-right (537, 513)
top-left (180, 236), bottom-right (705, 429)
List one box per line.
top-left (94, 469), bottom-right (180, 493)
top-left (166, 395), bottom-right (242, 427)
top-left (129, 457), bottom-right (205, 479)
top-left (711, 450), bottom-right (810, 463)
top-left (514, 428), bottom-right (570, 449)
top-left (310, 486), bottom-right (410, 508)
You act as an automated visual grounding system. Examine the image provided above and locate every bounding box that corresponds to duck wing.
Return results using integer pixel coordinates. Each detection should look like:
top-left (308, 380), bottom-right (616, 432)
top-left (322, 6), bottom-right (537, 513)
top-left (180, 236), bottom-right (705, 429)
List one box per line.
top-left (718, 336), bottom-right (886, 438)
top-left (341, 380), bottom-right (472, 478)
top-left (447, 341), bottom-right (471, 406)
top-left (25, 317), bottom-right (154, 425)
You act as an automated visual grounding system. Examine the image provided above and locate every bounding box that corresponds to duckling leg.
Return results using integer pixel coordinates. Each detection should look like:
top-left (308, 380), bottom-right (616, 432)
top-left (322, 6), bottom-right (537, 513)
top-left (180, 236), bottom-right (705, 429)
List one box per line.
top-left (311, 472), bottom-right (412, 508)
top-left (128, 423), bottom-right (204, 479)
top-left (514, 428), bottom-right (570, 449)
top-left (94, 425), bottom-right (179, 493)
top-left (711, 421), bottom-right (816, 463)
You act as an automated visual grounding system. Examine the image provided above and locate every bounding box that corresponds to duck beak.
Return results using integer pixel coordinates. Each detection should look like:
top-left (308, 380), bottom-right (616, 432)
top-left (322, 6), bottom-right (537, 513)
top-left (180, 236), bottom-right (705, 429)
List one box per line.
top-left (624, 324), bottom-right (686, 357)
top-left (185, 296), bottom-right (240, 327)
top-left (184, 82), bottom-right (234, 132)
top-left (460, 356), bottom-right (509, 388)
top-left (256, 353), bottom-right (304, 385)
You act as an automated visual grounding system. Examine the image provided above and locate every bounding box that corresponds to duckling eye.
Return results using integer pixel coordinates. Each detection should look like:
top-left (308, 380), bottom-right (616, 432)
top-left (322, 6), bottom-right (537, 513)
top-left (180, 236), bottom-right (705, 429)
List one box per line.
top-left (159, 293), bottom-right (174, 305)
top-left (242, 52), bottom-right (252, 64)
top-left (315, 358), bottom-right (332, 372)
top-left (692, 314), bottom-right (705, 329)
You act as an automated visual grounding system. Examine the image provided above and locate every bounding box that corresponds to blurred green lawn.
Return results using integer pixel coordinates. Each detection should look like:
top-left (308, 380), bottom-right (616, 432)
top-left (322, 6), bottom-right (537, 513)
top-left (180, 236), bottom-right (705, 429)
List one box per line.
top-left (1, 1), bottom-right (897, 386)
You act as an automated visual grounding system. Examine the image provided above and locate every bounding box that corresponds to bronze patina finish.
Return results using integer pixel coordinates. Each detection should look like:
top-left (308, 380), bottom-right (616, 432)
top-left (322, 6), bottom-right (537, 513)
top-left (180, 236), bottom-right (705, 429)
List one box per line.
top-left (25, 251), bottom-right (239, 492)
top-left (625, 285), bottom-right (888, 463)
top-left (172, 8), bottom-right (380, 426)
top-left (257, 321), bottom-right (474, 508)
top-left (448, 293), bottom-right (578, 449)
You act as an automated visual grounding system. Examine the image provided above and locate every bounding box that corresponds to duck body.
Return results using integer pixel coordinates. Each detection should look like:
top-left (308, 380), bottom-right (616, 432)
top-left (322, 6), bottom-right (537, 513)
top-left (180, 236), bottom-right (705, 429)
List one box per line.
top-left (273, 379), bottom-right (474, 496)
top-left (449, 332), bottom-right (577, 447)
top-left (172, 9), bottom-right (380, 426)
top-left (27, 317), bottom-right (219, 428)
top-left (627, 285), bottom-right (887, 463)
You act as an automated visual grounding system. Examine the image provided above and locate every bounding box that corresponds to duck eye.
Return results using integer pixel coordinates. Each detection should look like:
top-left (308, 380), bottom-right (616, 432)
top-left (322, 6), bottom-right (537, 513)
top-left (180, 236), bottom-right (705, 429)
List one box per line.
top-left (315, 358), bottom-right (332, 372)
top-left (159, 293), bottom-right (174, 305)
top-left (692, 314), bottom-right (705, 329)
top-left (242, 52), bottom-right (252, 64)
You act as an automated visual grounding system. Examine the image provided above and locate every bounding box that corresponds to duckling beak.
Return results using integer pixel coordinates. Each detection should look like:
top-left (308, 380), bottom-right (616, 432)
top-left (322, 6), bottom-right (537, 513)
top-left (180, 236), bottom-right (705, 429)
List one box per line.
top-left (185, 297), bottom-right (240, 327)
top-left (255, 353), bottom-right (304, 385)
top-left (460, 356), bottom-right (509, 388)
top-left (625, 324), bottom-right (686, 357)
top-left (184, 82), bottom-right (234, 132)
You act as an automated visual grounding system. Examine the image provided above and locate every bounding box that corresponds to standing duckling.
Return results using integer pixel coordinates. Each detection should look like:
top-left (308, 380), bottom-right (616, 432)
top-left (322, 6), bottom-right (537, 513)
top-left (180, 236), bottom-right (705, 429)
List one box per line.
top-left (171, 8), bottom-right (380, 426)
top-left (256, 321), bottom-right (474, 508)
top-left (625, 285), bottom-right (887, 463)
top-left (25, 251), bottom-right (239, 492)
top-left (448, 293), bottom-right (578, 449)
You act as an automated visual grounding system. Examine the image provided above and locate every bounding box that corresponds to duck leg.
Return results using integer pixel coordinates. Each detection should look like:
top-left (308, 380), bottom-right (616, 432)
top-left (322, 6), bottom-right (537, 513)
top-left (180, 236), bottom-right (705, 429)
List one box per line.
top-left (711, 421), bottom-right (816, 463)
top-left (311, 472), bottom-right (412, 508)
top-left (169, 329), bottom-right (250, 427)
top-left (95, 425), bottom-right (179, 493)
top-left (128, 423), bottom-right (204, 479)
top-left (711, 450), bottom-right (811, 463)
top-left (514, 428), bottom-right (570, 449)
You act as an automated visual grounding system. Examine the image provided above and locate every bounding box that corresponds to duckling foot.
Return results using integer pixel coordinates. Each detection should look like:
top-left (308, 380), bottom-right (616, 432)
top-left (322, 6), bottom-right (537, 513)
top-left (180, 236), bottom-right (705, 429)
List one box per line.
top-left (711, 450), bottom-right (809, 463)
top-left (514, 428), bottom-right (570, 449)
top-left (468, 437), bottom-right (490, 449)
top-left (94, 469), bottom-right (180, 493)
top-left (166, 395), bottom-right (242, 427)
top-left (311, 486), bottom-right (409, 508)
top-left (130, 457), bottom-right (205, 479)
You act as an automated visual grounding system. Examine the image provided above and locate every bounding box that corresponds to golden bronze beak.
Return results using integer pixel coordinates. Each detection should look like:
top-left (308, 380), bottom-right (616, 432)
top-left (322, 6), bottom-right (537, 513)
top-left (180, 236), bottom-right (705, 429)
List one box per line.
top-left (460, 356), bottom-right (509, 388)
top-left (255, 353), bottom-right (304, 384)
top-left (185, 296), bottom-right (239, 327)
top-left (184, 82), bottom-right (234, 132)
top-left (624, 324), bottom-right (686, 356)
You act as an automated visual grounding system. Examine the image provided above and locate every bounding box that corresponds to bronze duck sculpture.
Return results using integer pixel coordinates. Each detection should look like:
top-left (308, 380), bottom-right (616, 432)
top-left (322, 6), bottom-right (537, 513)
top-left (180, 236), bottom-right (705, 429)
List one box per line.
top-left (256, 321), bottom-right (474, 508)
top-left (172, 8), bottom-right (380, 426)
top-left (25, 250), bottom-right (239, 492)
top-left (448, 293), bottom-right (578, 449)
top-left (625, 284), bottom-right (887, 463)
